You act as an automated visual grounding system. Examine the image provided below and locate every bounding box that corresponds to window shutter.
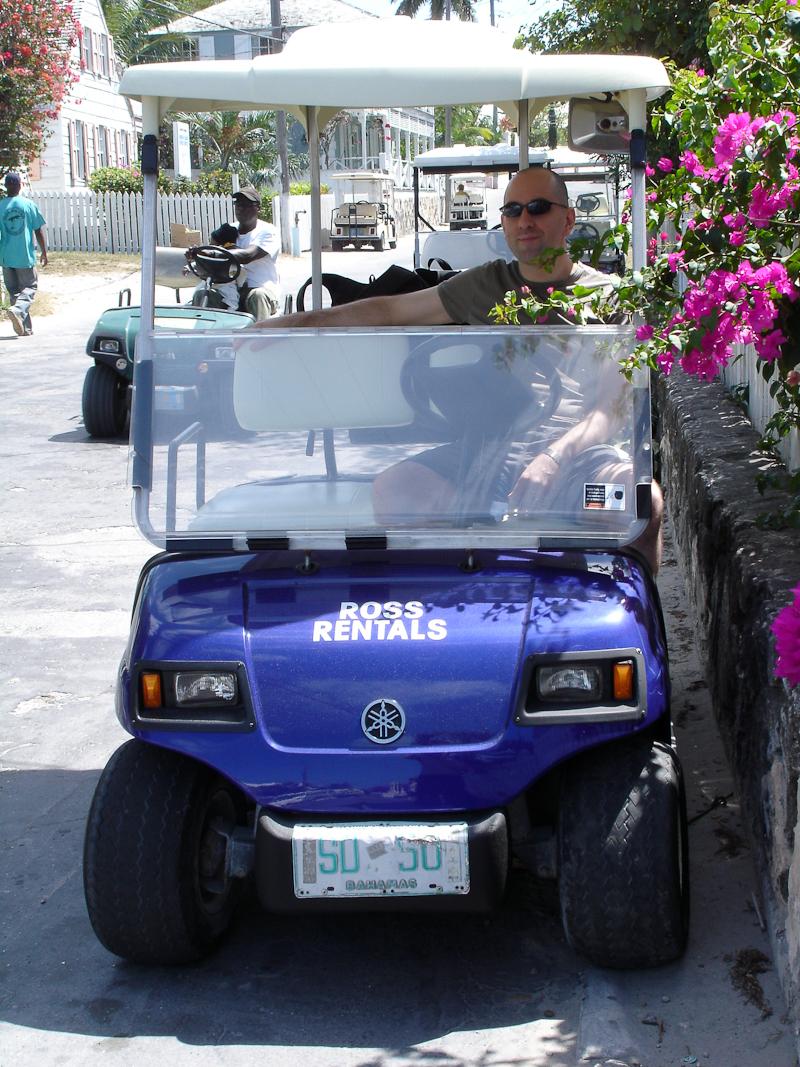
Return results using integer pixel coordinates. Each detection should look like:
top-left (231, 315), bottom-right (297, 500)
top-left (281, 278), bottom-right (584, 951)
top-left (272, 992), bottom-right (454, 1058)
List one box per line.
top-left (68, 121), bottom-right (77, 184)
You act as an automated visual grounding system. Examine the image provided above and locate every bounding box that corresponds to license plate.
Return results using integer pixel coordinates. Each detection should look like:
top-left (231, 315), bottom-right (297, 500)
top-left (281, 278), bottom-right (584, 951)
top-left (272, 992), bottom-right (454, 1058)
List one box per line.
top-left (154, 387), bottom-right (185, 411)
top-left (292, 822), bottom-right (470, 898)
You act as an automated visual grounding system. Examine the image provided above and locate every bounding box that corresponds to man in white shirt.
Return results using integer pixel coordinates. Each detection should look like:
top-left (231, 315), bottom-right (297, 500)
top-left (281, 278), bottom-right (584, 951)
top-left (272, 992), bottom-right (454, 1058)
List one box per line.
top-left (187, 186), bottom-right (281, 318)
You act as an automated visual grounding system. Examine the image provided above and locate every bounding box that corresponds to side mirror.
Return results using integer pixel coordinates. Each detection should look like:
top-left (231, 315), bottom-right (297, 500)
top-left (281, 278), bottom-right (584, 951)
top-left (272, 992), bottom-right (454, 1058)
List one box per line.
top-left (568, 98), bottom-right (631, 155)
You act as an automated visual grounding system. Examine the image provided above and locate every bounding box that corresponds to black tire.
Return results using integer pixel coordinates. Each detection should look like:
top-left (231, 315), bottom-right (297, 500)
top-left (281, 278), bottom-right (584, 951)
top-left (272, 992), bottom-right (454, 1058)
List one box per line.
top-left (331, 240), bottom-right (344, 252)
top-left (376, 234), bottom-right (386, 251)
top-left (389, 237), bottom-right (397, 249)
top-left (82, 363), bottom-right (128, 438)
top-left (83, 739), bottom-right (245, 964)
top-left (558, 738), bottom-right (689, 969)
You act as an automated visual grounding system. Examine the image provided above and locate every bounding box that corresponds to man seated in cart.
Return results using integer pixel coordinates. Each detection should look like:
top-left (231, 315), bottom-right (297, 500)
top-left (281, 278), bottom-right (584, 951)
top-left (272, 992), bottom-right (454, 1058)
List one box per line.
top-left (187, 186), bottom-right (282, 317)
top-left (254, 165), bottom-right (663, 572)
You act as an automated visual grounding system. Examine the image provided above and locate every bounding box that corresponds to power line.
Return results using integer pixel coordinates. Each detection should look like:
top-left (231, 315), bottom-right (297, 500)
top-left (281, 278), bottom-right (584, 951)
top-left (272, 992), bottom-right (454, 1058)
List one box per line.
top-left (147, 0), bottom-right (283, 46)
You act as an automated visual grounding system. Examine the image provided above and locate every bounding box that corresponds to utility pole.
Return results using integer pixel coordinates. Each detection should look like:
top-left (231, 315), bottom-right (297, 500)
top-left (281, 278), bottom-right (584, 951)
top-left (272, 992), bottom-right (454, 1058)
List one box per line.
top-left (444, 0), bottom-right (452, 225)
top-left (270, 0), bottom-right (291, 254)
top-left (490, 0), bottom-right (497, 134)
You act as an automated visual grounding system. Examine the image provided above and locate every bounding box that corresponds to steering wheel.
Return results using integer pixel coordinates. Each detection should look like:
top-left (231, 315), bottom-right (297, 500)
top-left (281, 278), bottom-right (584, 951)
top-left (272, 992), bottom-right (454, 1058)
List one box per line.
top-left (401, 335), bottom-right (562, 438)
top-left (187, 245), bottom-right (242, 284)
top-left (570, 222), bottom-right (601, 242)
top-left (576, 193), bottom-right (601, 215)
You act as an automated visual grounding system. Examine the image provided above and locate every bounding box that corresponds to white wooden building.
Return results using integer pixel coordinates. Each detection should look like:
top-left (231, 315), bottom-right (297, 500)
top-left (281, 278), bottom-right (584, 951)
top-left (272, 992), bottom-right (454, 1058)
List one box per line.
top-left (29, 0), bottom-right (139, 192)
top-left (156, 0), bottom-right (436, 184)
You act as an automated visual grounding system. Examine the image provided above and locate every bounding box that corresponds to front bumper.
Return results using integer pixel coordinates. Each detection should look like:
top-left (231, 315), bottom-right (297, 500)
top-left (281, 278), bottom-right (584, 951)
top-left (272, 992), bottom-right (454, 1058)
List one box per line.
top-left (255, 809), bottom-right (508, 914)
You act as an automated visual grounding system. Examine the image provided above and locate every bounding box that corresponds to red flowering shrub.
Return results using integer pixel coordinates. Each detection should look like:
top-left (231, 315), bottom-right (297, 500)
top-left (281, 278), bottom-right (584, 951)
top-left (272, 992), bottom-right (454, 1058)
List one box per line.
top-left (0, 0), bottom-right (80, 170)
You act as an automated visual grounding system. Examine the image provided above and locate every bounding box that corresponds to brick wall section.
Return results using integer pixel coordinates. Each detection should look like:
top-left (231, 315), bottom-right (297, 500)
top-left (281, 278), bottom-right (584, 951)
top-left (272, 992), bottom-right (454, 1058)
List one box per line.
top-left (657, 371), bottom-right (800, 1024)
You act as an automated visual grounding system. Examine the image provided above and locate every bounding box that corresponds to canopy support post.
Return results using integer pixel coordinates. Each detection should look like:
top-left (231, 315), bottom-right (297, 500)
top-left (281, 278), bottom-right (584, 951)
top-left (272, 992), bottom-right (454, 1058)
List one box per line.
top-left (518, 99), bottom-right (529, 170)
top-left (140, 96), bottom-right (161, 343)
top-left (413, 167), bottom-right (421, 269)
top-left (621, 89), bottom-right (647, 272)
top-left (307, 105), bottom-right (323, 310)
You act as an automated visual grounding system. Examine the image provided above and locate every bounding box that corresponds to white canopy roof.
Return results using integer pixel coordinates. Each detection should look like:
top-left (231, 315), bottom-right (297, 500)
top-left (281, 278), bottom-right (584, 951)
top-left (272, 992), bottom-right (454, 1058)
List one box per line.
top-left (413, 144), bottom-right (553, 172)
top-left (119, 18), bottom-right (670, 132)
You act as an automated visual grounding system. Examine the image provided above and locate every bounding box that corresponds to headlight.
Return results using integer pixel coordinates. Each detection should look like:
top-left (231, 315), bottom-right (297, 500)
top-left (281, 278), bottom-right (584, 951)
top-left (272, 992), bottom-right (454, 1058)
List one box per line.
top-left (175, 671), bottom-right (237, 705)
top-left (516, 650), bottom-right (645, 726)
top-left (134, 663), bottom-right (252, 730)
top-left (98, 338), bottom-right (121, 353)
top-left (537, 665), bottom-right (602, 702)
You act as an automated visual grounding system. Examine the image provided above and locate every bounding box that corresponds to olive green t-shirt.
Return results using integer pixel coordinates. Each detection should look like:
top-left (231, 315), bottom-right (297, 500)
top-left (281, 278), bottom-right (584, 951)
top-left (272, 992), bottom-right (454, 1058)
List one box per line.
top-left (437, 259), bottom-right (621, 325)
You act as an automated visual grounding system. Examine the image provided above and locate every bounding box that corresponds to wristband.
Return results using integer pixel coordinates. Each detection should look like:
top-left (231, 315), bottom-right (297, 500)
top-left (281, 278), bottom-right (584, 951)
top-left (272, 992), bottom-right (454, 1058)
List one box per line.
top-left (542, 447), bottom-right (562, 467)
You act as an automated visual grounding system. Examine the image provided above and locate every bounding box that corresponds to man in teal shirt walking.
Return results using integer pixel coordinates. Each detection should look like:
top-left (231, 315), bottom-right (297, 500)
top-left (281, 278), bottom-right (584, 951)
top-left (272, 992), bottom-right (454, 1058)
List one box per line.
top-left (0, 172), bottom-right (48, 337)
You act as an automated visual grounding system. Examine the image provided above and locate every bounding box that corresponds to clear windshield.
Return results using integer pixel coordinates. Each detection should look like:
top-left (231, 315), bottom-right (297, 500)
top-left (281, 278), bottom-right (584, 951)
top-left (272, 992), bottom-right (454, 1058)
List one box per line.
top-left (130, 325), bottom-right (651, 551)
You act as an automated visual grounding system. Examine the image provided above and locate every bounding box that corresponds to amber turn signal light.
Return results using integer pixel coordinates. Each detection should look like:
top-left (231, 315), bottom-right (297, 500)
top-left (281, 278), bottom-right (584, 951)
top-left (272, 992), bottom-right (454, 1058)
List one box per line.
top-left (613, 661), bottom-right (634, 701)
top-left (141, 672), bottom-right (162, 709)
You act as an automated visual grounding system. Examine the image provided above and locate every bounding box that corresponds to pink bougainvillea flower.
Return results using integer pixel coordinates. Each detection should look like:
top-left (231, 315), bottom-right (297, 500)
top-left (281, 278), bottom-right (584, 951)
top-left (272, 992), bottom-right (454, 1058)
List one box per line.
top-left (723, 211), bottom-right (747, 229)
top-left (645, 164), bottom-right (655, 178)
top-left (755, 328), bottom-right (787, 362)
top-left (636, 324), bottom-right (654, 341)
top-left (682, 150), bottom-right (708, 177)
top-left (657, 158), bottom-right (674, 172)
top-left (667, 250), bottom-right (686, 271)
top-left (772, 584), bottom-right (800, 686)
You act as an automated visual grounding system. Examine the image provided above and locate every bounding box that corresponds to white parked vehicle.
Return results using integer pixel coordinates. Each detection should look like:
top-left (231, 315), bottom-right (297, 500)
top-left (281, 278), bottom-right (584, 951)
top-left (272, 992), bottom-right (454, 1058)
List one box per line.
top-left (329, 171), bottom-right (397, 252)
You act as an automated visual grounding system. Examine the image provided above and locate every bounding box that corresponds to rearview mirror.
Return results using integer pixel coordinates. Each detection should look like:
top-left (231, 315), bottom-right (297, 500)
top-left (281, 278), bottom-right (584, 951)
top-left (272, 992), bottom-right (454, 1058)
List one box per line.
top-left (568, 98), bottom-right (630, 155)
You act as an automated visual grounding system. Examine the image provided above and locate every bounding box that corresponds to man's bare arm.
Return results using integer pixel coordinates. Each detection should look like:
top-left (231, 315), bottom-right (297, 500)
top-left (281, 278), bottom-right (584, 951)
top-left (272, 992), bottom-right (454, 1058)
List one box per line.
top-left (252, 284), bottom-right (454, 328)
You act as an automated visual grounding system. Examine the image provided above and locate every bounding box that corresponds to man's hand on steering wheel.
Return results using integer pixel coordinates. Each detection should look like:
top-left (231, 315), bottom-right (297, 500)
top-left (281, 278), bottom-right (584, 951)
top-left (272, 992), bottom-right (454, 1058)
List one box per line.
top-left (507, 450), bottom-right (561, 513)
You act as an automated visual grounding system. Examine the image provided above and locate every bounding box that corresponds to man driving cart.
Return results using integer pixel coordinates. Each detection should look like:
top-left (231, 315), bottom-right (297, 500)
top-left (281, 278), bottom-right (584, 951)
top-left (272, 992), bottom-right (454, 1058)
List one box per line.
top-left (186, 185), bottom-right (282, 317)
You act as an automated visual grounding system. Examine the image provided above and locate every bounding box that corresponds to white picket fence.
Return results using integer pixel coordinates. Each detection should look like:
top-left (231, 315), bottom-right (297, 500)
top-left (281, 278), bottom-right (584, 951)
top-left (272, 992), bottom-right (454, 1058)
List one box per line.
top-left (35, 191), bottom-right (232, 253)
top-left (721, 346), bottom-right (799, 472)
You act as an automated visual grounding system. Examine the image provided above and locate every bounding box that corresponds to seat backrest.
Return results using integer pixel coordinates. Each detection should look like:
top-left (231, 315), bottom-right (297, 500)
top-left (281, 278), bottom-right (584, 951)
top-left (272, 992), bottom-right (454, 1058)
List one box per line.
top-left (154, 246), bottom-right (191, 289)
top-left (423, 228), bottom-right (512, 270)
top-left (233, 334), bottom-right (415, 431)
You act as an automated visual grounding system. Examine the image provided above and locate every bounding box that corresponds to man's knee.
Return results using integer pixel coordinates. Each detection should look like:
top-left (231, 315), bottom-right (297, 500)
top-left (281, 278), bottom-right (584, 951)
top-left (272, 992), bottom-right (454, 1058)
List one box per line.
top-left (244, 287), bottom-right (279, 320)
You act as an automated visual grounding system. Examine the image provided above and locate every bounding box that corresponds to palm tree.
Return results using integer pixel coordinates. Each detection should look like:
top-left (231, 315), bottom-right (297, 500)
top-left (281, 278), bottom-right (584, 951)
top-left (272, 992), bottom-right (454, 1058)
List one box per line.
top-left (101, 0), bottom-right (210, 67)
top-left (176, 110), bottom-right (280, 182)
top-left (394, 0), bottom-right (475, 19)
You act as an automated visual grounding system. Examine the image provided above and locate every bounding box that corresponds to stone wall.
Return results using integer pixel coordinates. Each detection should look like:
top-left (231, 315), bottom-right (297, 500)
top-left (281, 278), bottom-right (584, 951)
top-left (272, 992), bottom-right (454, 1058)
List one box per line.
top-left (657, 372), bottom-right (800, 1029)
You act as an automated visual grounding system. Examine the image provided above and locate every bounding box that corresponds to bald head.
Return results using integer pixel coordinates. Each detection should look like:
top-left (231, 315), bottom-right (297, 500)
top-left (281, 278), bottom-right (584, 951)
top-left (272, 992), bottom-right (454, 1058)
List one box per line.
top-left (500, 167), bottom-right (576, 281)
top-left (503, 166), bottom-right (569, 206)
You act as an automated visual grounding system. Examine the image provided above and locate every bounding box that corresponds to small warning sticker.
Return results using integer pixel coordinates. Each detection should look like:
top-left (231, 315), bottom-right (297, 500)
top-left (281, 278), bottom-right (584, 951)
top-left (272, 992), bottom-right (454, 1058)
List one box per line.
top-left (584, 483), bottom-right (626, 511)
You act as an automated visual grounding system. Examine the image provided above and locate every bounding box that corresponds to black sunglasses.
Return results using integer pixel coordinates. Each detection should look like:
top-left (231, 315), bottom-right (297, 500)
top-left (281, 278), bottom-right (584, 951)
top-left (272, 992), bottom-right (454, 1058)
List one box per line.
top-left (499, 198), bottom-right (570, 218)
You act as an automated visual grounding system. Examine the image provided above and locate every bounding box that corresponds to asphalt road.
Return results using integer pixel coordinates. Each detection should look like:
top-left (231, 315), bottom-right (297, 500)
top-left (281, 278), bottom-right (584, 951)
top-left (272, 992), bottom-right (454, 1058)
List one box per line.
top-left (0, 240), bottom-right (796, 1067)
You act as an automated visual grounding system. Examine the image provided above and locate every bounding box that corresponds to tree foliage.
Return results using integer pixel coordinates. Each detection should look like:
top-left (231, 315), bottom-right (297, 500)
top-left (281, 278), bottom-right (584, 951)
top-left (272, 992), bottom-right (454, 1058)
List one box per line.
top-left (100, 0), bottom-right (212, 67)
top-left (521, 0), bottom-right (711, 70)
top-left (493, 0), bottom-right (800, 528)
top-left (434, 105), bottom-right (499, 147)
top-left (393, 0), bottom-right (475, 19)
top-left (0, 0), bottom-right (80, 170)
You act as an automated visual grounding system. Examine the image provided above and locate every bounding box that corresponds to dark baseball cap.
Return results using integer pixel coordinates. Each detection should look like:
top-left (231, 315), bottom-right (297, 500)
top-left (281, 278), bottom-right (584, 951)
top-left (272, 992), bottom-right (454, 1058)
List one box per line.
top-left (232, 185), bottom-right (261, 205)
top-left (4, 172), bottom-right (21, 186)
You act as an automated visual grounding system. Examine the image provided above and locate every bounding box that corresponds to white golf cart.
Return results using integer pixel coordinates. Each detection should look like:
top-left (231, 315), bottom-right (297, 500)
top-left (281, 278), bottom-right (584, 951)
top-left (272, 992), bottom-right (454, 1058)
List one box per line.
top-left (449, 173), bottom-right (487, 230)
top-left (329, 171), bottom-right (397, 251)
top-left (82, 20), bottom-right (683, 971)
top-left (412, 143), bottom-right (551, 270)
top-left (413, 141), bottom-right (625, 273)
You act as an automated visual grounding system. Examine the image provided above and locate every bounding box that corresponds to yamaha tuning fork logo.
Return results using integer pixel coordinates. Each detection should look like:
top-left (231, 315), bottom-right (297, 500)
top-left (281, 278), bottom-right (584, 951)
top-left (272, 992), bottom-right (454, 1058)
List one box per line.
top-left (361, 699), bottom-right (406, 745)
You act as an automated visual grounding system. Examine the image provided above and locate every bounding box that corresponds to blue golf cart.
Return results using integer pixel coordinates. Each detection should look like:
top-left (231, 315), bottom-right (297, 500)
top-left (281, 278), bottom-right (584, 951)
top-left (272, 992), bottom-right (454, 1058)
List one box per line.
top-left (82, 20), bottom-right (687, 970)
